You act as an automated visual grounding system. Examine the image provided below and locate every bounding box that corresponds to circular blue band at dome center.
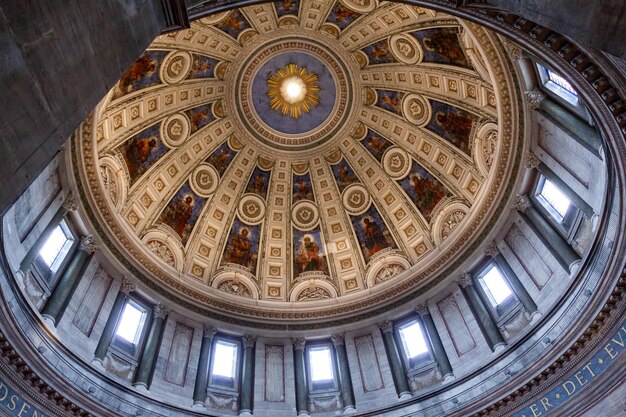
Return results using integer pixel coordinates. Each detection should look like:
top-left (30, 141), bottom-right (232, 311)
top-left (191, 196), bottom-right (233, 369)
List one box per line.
top-left (251, 52), bottom-right (336, 135)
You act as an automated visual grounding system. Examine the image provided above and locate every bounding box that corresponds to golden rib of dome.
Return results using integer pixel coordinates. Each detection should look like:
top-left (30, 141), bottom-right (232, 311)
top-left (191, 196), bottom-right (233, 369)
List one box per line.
top-left (267, 64), bottom-right (320, 119)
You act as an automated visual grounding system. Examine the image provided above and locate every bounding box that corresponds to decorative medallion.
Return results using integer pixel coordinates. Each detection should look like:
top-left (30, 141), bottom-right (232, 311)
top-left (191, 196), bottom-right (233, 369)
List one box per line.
top-left (160, 51), bottom-right (192, 84)
top-left (238, 194), bottom-right (266, 224)
top-left (390, 34), bottom-right (422, 65)
top-left (441, 209), bottom-right (466, 241)
top-left (297, 286), bottom-right (331, 301)
top-left (342, 184), bottom-right (371, 215)
top-left (374, 262), bottom-right (406, 284)
top-left (292, 201), bottom-right (320, 230)
top-left (160, 113), bottom-right (190, 148)
top-left (402, 94), bottom-right (431, 126)
top-left (233, 37), bottom-right (353, 151)
top-left (383, 147), bottom-right (411, 179)
top-left (189, 164), bottom-right (219, 198)
top-left (217, 279), bottom-right (252, 298)
top-left (147, 240), bottom-right (176, 268)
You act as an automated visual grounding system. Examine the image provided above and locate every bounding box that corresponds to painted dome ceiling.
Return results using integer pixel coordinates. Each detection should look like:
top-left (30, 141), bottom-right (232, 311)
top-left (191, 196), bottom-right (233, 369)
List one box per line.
top-left (72, 0), bottom-right (523, 323)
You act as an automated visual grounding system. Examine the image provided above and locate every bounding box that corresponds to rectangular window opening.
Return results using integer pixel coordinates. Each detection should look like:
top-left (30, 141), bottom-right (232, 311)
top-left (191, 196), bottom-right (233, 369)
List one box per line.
top-left (115, 302), bottom-right (147, 345)
top-left (539, 178), bottom-right (571, 222)
top-left (547, 69), bottom-right (577, 97)
top-left (480, 265), bottom-right (513, 307)
top-left (212, 340), bottom-right (238, 379)
top-left (38, 220), bottom-right (74, 271)
top-left (308, 346), bottom-right (334, 382)
top-left (398, 321), bottom-right (429, 359)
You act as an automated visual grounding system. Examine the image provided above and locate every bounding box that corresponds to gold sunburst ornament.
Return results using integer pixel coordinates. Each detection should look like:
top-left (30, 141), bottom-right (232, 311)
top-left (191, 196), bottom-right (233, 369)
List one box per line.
top-left (267, 64), bottom-right (320, 119)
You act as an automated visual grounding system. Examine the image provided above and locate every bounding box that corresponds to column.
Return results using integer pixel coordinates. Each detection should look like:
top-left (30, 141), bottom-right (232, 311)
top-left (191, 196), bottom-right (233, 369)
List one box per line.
top-left (239, 334), bottom-right (256, 417)
top-left (485, 242), bottom-right (541, 322)
top-left (133, 304), bottom-right (170, 390)
top-left (331, 334), bottom-right (356, 414)
top-left (292, 338), bottom-right (309, 417)
top-left (93, 279), bottom-right (136, 365)
top-left (525, 88), bottom-right (603, 157)
top-left (414, 305), bottom-right (454, 382)
top-left (458, 274), bottom-right (506, 352)
top-left (377, 321), bottom-right (411, 400)
top-left (18, 194), bottom-right (76, 274)
top-left (40, 235), bottom-right (96, 326)
top-left (526, 152), bottom-right (594, 217)
top-left (514, 194), bottom-right (580, 272)
top-left (192, 325), bottom-right (217, 407)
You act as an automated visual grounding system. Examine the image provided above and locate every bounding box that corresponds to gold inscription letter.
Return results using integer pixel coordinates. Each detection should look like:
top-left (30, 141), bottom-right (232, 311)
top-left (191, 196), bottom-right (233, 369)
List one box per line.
top-left (563, 380), bottom-right (576, 396)
top-left (604, 343), bottom-right (617, 359)
top-left (530, 403), bottom-right (542, 417)
top-left (540, 397), bottom-right (553, 411)
top-left (18, 402), bottom-right (31, 417)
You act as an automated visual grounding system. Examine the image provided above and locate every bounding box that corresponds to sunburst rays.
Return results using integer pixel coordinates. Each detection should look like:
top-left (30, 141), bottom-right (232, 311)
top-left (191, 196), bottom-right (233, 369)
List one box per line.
top-left (267, 64), bottom-right (320, 119)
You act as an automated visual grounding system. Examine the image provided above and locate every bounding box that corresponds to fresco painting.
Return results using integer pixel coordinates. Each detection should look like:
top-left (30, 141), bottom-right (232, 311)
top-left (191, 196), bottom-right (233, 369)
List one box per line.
top-left (425, 100), bottom-right (478, 154)
top-left (120, 124), bottom-right (168, 185)
top-left (411, 27), bottom-right (472, 69)
top-left (113, 51), bottom-right (167, 99)
top-left (351, 205), bottom-right (396, 264)
top-left (399, 161), bottom-right (451, 221)
top-left (205, 142), bottom-right (237, 177)
top-left (375, 89), bottom-right (405, 116)
top-left (293, 173), bottom-right (315, 203)
top-left (331, 159), bottom-right (359, 193)
top-left (362, 129), bottom-right (393, 162)
top-left (274, 0), bottom-right (299, 17)
top-left (185, 103), bottom-right (216, 133)
top-left (160, 182), bottom-right (207, 244)
top-left (214, 9), bottom-right (252, 39)
top-left (362, 39), bottom-right (397, 65)
top-left (245, 166), bottom-right (271, 199)
top-left (187, 54), bottom-right (219, 79)
top-left (326, 3), bottom-right (360, 30)
top-left (293, 227), bottom-right (329, 276)
top-left (223, 217), bottom-right (261, 271)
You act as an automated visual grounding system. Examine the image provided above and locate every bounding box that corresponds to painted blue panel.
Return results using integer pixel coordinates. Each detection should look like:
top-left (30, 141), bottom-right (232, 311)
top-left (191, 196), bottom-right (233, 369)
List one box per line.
top-left (185, 103), bottom-right (216, 133)
top-left (425, 100), bottom-right (478, 155)
top-left (331, 159), bottom-right (359, 193)
top-left (119, 124), bottom-right (168, 185)
top-left (375, 89), bottom-right (404, 115)
top-left (293, 227), bottom-right (329, 276)
top-left (275, 0), bottom-right (299, 17)
top-left (223, 217), bottom-right (261, 271)
top-left (410, 27), bottom-right (472, 69)
top-left (362, 128), bottom-right (393, 162)
top-left (326, 3), bottom-right (360, 30)
top-left (251, 52), bottom-right (336, 134)
top-left (293, 172), bottom-right (315, 203)
top-left (205, 142), bottom-right (237, 177)
top-left (160, 181), bottom-right (207, 244)
top-left (351, 205), bottom-right (396, 263)
top-left (113, 50), bottom-right (167, 99)
top-left (187, 54), bottom-right (219, 79)
top-left (245, 166), bottom-right (271, 199)
top-left (398, 160), bottom-right (450, 222)
top-left (362, 39), bottom-right (397, 65)
top-left (214, 9), bottom-right (252, 38)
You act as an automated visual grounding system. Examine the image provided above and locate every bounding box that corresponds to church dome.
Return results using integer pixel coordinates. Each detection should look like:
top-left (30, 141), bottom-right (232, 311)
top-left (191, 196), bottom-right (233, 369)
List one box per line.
top-left (73, 2), bottom-right (521, 327)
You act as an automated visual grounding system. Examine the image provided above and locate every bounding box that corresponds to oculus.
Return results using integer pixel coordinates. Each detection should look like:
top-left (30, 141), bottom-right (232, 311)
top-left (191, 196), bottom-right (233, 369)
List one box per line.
top-left (267, 64), bottom-right (320, 119)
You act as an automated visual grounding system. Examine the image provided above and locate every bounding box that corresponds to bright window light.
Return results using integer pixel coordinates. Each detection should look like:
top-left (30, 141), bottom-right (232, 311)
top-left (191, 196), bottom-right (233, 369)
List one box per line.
top-left (212, 341), bottom-right (237, 378)
top-left (481, 265), bottom-right (513, 306)
top-left (39, 221), bottom-right (72, 270)
top-left (399, 321), bottom-right (429, 359)
top-left (115, 302), bottom-right (146, 344)
top-left (547, 69), bottom-right (577, 97)
top-left (308, 347), bottom-right (334, 382)
top-left (540, 179), bottom-right (571, 221)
